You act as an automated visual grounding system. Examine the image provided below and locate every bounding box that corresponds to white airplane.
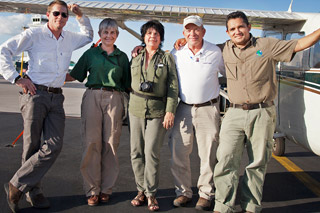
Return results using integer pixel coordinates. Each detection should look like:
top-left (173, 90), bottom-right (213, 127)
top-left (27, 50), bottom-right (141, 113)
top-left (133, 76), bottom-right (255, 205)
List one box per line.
top-left (0, 0), bottom-right (319, 157)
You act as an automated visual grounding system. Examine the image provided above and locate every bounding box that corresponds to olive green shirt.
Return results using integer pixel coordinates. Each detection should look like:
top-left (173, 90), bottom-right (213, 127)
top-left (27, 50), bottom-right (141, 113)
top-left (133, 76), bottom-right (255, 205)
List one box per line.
top-left (70, 45), bottom-right (130, 91)
top-left (222, 35), bottom-right (297, 104)
top-left (129, 48), bottom-right (179, 118)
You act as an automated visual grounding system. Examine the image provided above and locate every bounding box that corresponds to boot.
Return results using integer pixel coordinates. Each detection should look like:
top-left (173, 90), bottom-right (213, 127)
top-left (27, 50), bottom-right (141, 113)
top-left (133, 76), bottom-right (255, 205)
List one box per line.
top-left (4, 182), bottom-right (22, 213)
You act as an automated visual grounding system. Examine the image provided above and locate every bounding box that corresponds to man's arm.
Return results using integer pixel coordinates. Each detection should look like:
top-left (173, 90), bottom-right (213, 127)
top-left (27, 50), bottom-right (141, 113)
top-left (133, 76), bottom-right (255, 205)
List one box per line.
top-left (295, 28), bottom-right (320, 53)
top-left (68, 4), bottom-right (93, 50)
top-left (0, 30), bottom-right (37, 95)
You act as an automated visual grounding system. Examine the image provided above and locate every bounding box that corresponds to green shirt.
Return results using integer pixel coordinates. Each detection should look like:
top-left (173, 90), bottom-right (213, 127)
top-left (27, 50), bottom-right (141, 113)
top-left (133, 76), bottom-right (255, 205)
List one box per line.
top-left (129, 48), bottom-right (179, 118)
top-left (70, 45), bottom-right (131, 91)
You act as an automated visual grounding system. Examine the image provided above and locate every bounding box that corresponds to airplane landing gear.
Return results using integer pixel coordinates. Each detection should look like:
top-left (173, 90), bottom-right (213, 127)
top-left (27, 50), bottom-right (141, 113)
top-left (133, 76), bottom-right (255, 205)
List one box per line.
top-left (273, 137), bottom-right (285, 156)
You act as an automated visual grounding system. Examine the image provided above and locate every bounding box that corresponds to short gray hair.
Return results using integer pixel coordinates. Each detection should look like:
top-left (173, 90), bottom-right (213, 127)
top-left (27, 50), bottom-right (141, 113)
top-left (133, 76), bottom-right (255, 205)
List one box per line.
top-left (98, 18), bottom-right (119, 35)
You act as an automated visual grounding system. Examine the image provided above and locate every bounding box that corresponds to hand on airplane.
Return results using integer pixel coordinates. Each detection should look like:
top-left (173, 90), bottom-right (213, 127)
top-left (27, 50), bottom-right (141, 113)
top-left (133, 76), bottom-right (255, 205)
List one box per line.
top-left (131, 45), bottom-right (144, 58)
top-left (174, 38), bottom-right (187, 50)
top-left (162, 112), bottom-right (175, 129)
top-left (65, 73), bottom-right (75, 82)
top-left (16, 78), bottom-right (36, 95)
top-left (68, 4), bottom-right (83, 19)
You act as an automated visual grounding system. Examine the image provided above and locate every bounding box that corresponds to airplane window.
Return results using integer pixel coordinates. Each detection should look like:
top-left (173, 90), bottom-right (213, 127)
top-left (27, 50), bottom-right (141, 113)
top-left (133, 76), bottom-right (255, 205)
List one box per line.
top-left (310, 41), bottom-right (320, 68)
top-left (283, 32), bottom-right (305, 69)
top-left (265, 32), bottom-right (282, 40)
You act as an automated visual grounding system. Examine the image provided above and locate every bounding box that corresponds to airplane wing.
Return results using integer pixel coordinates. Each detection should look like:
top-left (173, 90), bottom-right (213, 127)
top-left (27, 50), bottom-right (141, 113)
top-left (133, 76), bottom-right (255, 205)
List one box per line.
top-left (0, 0), bottom-right (306, 29)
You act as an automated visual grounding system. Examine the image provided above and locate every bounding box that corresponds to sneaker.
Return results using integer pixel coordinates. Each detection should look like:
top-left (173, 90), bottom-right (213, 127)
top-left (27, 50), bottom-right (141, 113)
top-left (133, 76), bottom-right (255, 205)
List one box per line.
top-left (173, 195), bottom-right (192, 207)
top-left (195, 197), bottom-right (211, 211)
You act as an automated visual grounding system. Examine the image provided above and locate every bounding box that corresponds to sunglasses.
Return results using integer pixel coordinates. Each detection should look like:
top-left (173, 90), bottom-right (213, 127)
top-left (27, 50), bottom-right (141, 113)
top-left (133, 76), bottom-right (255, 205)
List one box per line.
top-left (52, 11), bottom-right (68, 18)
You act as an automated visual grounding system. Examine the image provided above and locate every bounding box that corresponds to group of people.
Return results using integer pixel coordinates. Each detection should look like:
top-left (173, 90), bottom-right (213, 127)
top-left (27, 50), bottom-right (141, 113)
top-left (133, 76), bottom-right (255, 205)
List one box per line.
top-left (1, 0), bottom-right (320, 213)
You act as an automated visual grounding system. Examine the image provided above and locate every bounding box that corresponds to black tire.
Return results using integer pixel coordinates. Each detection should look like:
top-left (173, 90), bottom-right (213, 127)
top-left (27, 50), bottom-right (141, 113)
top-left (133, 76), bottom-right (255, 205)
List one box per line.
top-left (273, 137), bottom-right (285, 156)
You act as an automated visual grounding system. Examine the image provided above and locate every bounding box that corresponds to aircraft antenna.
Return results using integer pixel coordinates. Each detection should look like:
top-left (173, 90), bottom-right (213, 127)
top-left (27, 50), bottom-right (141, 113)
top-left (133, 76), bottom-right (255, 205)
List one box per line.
top-left (288, 0), bottom-right (293, 13)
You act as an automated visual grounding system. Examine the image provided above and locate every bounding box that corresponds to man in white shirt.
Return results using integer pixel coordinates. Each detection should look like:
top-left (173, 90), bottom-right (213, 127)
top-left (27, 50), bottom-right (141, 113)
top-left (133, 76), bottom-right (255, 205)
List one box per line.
top-left (0, 1), bottom-right (93, 212)
top-left (169, 15), bottom-right (225, 211)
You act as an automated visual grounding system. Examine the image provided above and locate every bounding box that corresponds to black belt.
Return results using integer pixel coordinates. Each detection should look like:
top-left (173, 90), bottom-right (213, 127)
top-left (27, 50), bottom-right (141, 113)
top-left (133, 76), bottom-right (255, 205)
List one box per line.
top-left (181, 97), bottom-right (218, 108)
top-left (229, 101), bottom-right (274, 110)
top-left (88, 86), bottom-right (115, 92)
top-left (132, 90), bottom-right (166, 102)
top-left (35, 84), bottom-right (62, 94)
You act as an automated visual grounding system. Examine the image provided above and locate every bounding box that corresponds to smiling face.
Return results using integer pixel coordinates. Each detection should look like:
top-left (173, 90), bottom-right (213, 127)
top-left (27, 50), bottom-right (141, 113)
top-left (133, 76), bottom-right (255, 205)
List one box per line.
top-left (99, 27), bottom-right (118, 47)
top-left (46, 4), bottom-right (68, 33)
top-left (183, 23), bottom-right (206, 49)
top-left (226, 17), bottom-right (251, 48)
top-left (144, 27), bottom-right (161, 50)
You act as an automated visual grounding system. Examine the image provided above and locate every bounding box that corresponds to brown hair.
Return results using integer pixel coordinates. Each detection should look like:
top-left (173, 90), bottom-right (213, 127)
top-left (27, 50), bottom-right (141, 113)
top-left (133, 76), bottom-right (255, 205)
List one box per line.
top-left (47, 0), bottom-right (68, 15)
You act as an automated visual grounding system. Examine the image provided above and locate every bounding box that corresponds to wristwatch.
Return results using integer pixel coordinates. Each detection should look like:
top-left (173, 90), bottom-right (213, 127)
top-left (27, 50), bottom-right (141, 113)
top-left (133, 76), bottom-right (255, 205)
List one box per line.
top-left (14, 75), bottom-right (21, 84)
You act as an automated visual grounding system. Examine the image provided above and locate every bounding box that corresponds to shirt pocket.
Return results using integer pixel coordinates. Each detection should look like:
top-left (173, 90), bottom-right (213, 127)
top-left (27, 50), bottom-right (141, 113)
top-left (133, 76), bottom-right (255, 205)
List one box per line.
top-left (248, 58), bottom-right (269, 82)
top-left (130, 64), bottom-right (140, 76)
top-left (225, 62), bottom-right (237, 80)
top-left (37, 52), bottom-right (56, 72)
top-left (155, 63), bottom-right (167, 79)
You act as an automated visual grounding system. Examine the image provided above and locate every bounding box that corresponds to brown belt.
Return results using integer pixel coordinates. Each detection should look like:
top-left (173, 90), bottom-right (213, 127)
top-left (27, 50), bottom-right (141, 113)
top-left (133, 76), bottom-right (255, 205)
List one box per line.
top-left (229, 101), bottom-right (274, 110)
top-left (181, 97), bottom-right (219, 108)
top-left (88, 87), bottom-right (115, 92)
top-left (35, 84), bottom-right (62, 94)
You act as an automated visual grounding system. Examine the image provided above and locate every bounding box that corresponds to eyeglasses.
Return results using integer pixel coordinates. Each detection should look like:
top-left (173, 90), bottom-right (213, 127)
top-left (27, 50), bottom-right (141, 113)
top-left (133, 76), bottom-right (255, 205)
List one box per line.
top-left (52, 11), bottom-right (68, 18)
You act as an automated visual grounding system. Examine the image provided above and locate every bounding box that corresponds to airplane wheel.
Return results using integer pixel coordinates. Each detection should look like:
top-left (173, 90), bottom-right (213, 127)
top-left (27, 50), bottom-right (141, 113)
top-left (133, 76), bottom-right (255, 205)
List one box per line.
top-left (272, 137), bottom-right (285, 156)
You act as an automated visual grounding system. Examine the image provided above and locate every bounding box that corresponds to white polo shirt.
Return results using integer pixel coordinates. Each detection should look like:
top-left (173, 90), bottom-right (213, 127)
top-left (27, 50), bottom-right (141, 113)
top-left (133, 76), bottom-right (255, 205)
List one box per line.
top-left (171, 40), bottom-right (225, 104)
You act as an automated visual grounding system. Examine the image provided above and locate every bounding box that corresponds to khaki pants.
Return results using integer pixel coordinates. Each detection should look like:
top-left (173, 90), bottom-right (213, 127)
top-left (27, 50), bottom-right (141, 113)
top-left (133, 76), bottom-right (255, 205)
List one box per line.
top-left (129, 113), bottom-right (166, 197)
top-left (80, 89), bottom-right (123, 196)
top-left (11, 91), bottom-right (65, 195)
top-left (168, 101), bottom-right (220, 200)
top-left (214, 106), bottom-right (276, 213)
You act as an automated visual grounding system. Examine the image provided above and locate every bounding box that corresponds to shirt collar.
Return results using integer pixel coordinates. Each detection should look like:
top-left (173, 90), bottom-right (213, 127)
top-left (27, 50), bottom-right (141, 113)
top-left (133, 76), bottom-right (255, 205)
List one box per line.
top-left (182, 39), bottom-right (206, 56)
top-left (44, 23), bottom-right (65, 39)
top-left (231, 33), bottom-right (256, 49)
top-left (98, 44), bottom-right (121, 56)
top-left (140, 47), bottom-right (162, 56)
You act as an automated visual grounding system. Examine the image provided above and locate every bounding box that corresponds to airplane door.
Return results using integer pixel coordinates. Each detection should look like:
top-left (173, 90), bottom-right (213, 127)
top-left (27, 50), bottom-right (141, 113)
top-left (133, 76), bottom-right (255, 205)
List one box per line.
top-left (263, 32), bottom-right (283, 127)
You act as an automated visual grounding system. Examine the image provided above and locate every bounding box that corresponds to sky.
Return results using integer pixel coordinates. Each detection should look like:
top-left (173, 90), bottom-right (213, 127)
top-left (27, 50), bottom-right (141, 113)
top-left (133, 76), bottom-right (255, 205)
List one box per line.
top-left (0, 0), bottom-right (320, 63)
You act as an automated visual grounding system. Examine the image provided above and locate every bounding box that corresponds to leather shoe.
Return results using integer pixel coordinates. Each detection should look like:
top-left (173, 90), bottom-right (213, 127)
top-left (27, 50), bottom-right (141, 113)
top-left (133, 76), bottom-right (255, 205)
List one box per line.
top-left (4, 182), bottom-right (22, 213)
top-left (26, 193), bottom-right (50, 209)
top-left (99, 193), bottom-right (110, 203)
top-left (87, 195), bottom-right (99, 206)
top-left (173, 195), bottom-right (192, 207)
top-left (195, 197), bottom-right (211, 211)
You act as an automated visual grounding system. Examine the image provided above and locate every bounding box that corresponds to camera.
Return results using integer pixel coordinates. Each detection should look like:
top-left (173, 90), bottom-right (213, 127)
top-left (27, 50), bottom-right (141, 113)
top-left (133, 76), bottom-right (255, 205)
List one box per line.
top-left (139, 81), bottom-right (153, 92)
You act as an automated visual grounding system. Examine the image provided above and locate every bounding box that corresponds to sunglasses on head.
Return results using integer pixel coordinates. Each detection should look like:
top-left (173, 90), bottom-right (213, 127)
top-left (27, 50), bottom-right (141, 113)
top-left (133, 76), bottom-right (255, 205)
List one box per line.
top-left (52, 11), bottom-right (68, 18)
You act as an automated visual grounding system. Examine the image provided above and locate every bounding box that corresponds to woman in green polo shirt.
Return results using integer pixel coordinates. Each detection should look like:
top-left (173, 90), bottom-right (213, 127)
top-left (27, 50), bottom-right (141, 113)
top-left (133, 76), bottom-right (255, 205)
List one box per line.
top-left (68, 18), bottom-right (130, 206)
top-left (129, 20), bottom-right (179, 211)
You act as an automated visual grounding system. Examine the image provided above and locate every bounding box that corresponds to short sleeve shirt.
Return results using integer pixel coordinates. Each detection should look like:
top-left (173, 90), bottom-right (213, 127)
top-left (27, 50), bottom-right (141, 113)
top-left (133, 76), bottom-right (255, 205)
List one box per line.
top-left (222, 35), bottom-right (298, 104)
top-left (171, 40), bottom-right (225, 104)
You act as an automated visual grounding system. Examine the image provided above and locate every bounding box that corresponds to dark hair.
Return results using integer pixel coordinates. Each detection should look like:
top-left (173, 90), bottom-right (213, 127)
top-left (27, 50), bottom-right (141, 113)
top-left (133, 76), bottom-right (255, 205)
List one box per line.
top-left (47, 0), bottom-right (68, 15)
top-left (140, 20), bottom-right (164, 48)
top-left (226, 11), bottom-right (249, 30)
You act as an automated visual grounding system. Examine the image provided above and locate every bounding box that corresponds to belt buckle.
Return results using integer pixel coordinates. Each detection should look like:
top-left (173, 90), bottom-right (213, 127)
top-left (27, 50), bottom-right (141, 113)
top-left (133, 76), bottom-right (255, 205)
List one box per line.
top-left (242, 103), bottom-right (251, 110)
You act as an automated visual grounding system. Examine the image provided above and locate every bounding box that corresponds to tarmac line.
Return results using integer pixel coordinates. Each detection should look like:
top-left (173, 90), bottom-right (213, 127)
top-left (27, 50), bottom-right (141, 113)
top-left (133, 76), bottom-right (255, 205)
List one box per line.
top-left (272, 153), bottom-right (320, 197)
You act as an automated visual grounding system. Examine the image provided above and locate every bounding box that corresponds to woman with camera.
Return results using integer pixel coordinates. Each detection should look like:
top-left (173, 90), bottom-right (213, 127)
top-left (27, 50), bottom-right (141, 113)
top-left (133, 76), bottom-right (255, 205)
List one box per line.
top-left (129, 20), bottom-right (179, 211)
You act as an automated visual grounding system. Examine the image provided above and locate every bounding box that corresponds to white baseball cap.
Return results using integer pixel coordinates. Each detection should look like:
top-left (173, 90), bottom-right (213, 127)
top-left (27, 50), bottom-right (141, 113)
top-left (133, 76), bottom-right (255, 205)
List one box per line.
top-left (183, 15), bottom-right (203, 27)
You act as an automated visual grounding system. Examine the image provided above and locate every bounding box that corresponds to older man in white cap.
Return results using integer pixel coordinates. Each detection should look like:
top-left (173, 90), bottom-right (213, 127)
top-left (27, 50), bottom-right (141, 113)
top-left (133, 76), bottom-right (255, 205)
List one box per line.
top-left (169, 15), bottom-right (225, 210)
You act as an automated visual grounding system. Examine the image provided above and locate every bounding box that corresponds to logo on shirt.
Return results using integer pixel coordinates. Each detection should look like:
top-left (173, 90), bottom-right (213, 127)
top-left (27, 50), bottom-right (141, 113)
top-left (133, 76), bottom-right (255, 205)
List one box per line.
top-left (256, 50), bottom-right (263, 57)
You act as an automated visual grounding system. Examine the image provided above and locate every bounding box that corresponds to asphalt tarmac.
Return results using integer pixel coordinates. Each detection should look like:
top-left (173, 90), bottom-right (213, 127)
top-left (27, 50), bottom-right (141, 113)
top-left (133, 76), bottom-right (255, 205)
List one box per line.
top-left (0, 77), bottom-right (319, 213)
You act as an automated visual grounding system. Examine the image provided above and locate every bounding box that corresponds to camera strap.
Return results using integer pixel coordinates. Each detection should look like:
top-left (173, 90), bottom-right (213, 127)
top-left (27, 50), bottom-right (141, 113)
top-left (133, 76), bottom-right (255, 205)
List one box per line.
top-left (132, 89), bottom-right (166, 102)
top-left (140, 51), bottom-right (162, 83)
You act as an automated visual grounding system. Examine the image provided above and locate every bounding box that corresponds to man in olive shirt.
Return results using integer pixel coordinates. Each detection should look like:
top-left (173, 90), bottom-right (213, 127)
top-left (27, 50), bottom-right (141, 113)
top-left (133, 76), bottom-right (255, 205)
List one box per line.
top-left (213, 11), bottom-right (320, 213)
